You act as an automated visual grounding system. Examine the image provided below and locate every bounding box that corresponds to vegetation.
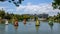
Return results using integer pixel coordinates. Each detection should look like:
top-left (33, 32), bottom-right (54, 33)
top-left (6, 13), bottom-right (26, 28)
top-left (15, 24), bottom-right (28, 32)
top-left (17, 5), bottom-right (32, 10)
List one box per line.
top-left (0, 9), bottom-right (35, 22)
top-left (0, 9), bottom-right (60, 23)
top-left (52, 0), bottom-right (60, 9)
top-left (0, 0), bottom-right (24, 7)
top-left (47, 12), bottom-right (60, 22)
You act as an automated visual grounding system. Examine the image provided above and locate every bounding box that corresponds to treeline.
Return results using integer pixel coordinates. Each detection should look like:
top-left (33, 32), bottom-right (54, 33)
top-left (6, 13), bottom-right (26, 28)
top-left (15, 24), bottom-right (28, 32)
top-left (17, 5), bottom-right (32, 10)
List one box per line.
top-left (0, 9), bottom-right (35, 21)
top-left (47, 12), bottom-right (60, 22)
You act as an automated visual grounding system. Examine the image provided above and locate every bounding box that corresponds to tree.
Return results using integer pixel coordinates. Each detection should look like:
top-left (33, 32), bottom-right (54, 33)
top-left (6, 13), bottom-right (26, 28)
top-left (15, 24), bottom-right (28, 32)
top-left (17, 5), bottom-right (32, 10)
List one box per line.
top-left (0, 0), bottom-right (24, 7)
top-left (52, 0), bottom-right (60, 9)
top-left (0, 9), bottom-right (5, 18)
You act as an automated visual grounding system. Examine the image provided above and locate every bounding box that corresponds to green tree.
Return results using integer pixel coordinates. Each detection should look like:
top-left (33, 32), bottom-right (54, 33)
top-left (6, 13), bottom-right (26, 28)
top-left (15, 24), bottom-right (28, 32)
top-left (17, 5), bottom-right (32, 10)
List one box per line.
top-left (0, 9), bottom-right (5, 18)
top-left (0, 0), bottom-right (24, 7)
top-left (52, 0), bottom-right (60, 9)
top-left (4, 12), bottom-right (12, 20)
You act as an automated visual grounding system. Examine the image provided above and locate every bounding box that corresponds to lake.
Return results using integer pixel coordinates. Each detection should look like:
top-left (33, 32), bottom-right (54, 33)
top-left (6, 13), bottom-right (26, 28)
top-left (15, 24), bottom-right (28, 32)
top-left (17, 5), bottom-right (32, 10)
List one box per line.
top-left (0, 21), bottom-right (60, 34)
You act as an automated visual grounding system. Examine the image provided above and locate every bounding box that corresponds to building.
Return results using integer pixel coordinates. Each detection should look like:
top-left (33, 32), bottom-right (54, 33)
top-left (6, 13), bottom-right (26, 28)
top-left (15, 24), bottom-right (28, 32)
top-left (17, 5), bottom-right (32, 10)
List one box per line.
top-left (38, 13), bottom-right (48, 18)
top-left (33, 13), bottom-right (48, 20)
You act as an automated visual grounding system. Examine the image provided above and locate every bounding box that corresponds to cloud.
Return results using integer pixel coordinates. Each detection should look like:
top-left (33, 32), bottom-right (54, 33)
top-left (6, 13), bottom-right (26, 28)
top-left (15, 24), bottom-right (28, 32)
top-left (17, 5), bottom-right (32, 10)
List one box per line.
top-left (16, 3), bottom-right (60, 16)
top-left (0, 7), bottom-right (5, 10)
top-left (0, 6), bottom-right (16, 14)
top-left (0, 2), bottom-right (60, 16)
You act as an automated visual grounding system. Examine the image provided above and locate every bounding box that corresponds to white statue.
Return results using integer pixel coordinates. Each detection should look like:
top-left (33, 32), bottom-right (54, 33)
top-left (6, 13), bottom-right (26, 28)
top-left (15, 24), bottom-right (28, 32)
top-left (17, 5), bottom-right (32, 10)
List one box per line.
top-left (5, 19), bottom-right (8, 25)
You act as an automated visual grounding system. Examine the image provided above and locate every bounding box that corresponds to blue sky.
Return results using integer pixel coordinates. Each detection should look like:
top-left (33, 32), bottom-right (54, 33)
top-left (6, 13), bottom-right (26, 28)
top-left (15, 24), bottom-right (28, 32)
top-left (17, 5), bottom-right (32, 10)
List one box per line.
top-left (0, 0), bottom-right (52, 7)
top-left (22, 0), bottom-right (52, 5)
top-left (0, 0), bottom-right (60, 16)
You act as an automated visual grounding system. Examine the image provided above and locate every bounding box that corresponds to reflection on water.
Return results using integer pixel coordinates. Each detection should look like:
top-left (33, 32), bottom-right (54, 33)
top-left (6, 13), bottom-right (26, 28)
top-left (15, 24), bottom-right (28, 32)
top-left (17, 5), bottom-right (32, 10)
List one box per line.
top-left (35, 26), bottom-right (40, 32)
top-left (48, 22), bottom-right (54, 30)
top-left (49, 23), bottom-right (53, 30)
top-left (14, 26), bottom-right (18, 34)
top-left (14, 26), bottom-right (18, 29)
top-left (0, 21), bottom-right (60, 34)
top-left (0, 24), bottom-right (5, 34)
top-left (14, 26), bottom-right (18, 30)
top-left (5, 25), bottom-right (8, 32)
top-left (48, 23), bottom-right (53, 34)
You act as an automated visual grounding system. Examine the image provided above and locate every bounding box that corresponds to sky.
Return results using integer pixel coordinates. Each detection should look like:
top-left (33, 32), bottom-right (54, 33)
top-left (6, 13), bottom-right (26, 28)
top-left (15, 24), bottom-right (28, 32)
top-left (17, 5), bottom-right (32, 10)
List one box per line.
top-left (0, 0), bottom-right (60, 16)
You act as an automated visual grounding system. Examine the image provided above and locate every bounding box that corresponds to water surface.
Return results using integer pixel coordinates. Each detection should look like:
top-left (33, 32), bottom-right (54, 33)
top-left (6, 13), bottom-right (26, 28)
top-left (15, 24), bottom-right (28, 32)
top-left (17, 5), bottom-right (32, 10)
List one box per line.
top-left (0, 21), bottom-right (60, 34)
